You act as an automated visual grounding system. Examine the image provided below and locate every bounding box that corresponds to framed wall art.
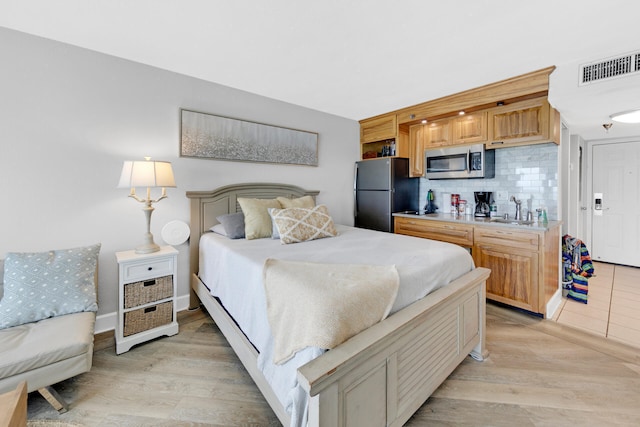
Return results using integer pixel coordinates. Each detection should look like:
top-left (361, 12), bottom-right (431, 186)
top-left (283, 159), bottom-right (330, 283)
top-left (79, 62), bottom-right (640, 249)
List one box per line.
top-left (180, 109), bottom-right (318, 166)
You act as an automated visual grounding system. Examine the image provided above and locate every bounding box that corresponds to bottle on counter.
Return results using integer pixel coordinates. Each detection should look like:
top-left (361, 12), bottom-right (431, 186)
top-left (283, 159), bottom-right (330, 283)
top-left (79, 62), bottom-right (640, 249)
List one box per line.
top-left (458, 200), bottom-right (466, 215)
top-left (451, 194), bottom-right (459, 215)
top-left (489, 201), bottom-right (498, 218)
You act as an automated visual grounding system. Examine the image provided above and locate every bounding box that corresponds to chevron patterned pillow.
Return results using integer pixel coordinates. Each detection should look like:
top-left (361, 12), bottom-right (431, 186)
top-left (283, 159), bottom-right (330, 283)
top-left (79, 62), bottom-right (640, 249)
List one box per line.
top-left (271, 205), bottom-right (338, 244)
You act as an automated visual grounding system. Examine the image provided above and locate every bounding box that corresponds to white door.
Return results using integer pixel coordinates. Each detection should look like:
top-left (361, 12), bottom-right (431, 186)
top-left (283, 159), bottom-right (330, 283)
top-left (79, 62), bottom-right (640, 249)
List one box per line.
top-left (591, 141), bottom-right (640, 267)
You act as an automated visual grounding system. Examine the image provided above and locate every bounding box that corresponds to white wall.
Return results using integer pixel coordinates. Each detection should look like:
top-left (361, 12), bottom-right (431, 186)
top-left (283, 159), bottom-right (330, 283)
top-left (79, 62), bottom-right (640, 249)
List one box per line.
top-left (0, 28), bottom-right (359, 328)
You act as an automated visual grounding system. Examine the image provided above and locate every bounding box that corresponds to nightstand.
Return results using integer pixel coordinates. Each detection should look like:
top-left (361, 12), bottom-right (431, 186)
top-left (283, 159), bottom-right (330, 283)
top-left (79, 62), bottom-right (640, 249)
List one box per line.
top-left (115, 246), bottom-right (179, 354)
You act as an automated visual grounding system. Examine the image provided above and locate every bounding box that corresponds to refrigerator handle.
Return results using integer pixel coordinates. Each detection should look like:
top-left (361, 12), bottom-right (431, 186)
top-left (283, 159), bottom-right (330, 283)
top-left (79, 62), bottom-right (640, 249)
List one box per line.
top-left (353, 165), bottom-right (358, 217)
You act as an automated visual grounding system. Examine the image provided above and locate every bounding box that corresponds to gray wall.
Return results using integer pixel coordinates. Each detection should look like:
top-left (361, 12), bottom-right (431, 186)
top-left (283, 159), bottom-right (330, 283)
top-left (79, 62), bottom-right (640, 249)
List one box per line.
top-left (0, 28), bottom-right (359, 331)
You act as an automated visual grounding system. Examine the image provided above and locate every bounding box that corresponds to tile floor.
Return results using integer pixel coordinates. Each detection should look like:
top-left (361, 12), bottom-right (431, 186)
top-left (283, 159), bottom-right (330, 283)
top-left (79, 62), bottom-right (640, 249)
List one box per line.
top-left (553, 261), bottom-right (640, 349)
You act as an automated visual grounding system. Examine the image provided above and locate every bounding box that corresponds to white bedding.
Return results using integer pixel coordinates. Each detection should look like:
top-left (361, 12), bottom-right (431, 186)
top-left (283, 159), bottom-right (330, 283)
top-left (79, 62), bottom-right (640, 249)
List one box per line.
top-left (198, 224), bottom-right (474, 426)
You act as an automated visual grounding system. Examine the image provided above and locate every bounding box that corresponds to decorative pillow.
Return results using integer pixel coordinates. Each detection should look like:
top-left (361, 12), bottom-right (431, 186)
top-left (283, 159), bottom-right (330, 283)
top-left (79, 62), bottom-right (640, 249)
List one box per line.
top-left (271, 205), bottom-right (338, 244)
top-left (276, 195), bottom-right (315, 209)
top-left (237, 198), bottom-right (282, 240)
top-left (210, 223), bottom-right (228, 236)
top-left (216, 212), bottom-right (245, 239)
top-left (268, 208), bottom-right (281, 239)
top-left (0, 243), bottom-right (101, 330)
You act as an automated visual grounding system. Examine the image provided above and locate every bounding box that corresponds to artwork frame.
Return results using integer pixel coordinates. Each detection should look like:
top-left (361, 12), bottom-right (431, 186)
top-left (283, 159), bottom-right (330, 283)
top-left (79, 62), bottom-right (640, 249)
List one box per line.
top-left (180, 109), bottom-right (318, 166)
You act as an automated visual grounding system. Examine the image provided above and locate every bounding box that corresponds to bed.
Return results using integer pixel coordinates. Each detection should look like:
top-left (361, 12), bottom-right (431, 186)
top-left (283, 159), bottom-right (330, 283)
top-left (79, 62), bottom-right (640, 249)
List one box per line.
top-left (186, 182), bottom-right (490, 427)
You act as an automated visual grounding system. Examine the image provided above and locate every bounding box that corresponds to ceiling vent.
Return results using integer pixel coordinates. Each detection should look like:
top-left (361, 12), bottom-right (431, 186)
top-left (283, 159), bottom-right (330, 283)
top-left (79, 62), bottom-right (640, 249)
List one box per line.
top-left (579, 51), bottom-right (640, 85)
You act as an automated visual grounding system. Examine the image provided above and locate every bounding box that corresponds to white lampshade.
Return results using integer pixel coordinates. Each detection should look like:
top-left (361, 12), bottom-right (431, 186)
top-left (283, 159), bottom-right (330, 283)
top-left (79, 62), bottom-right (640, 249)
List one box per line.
top-left (118, 159), bottom-right (176, 188)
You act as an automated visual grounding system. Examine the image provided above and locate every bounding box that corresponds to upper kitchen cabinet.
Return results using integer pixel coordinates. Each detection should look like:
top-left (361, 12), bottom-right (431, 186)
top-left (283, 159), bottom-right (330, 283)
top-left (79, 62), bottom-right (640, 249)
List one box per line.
top-left (358, 66), bottom-right (557, 161)
top-left (422, 111), bottom-right (487, 150)
top-left (360, 114), bottom-right (409, 160)
top-left (452, 111), bottom-right (488, 145)
top-left (487, 97), bottom-right (560, 148)
top-left (409, 123), bottom-right (426, 176)
top-left (360, 114), bottom-right (397, 143)
top-left (424, 119), bottom-right (452, 148)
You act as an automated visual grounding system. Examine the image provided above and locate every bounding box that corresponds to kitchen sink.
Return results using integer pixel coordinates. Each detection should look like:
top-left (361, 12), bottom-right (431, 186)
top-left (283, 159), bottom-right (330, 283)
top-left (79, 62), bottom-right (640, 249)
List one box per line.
top-left (489, 218), bottom-right (534, 226)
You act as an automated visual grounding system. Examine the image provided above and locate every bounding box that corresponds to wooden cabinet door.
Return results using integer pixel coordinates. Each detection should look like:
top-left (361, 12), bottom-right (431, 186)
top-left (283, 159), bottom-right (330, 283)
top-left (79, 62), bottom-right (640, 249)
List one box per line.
top-left (408, 124), bottom-right (425, 177)
top-left (424, 119), bottom-right (452, 149)
top-left (452, 111), bottom-right (488, 145)
top-left (360, 114), bottom-right (397, 143)
top-left (487, 98), bottom-right (551, 147)
top-left (473, 243), bottom-right (539, 313)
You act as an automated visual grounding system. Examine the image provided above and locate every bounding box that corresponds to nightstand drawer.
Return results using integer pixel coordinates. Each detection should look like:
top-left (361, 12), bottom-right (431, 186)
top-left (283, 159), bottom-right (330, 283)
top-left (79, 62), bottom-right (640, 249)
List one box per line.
top-left (124, 275), bottom-right (173, 308)
top-left (122, 258), bottom-right (174, 282)
top-left (123, 301), bottom-right (173, 337)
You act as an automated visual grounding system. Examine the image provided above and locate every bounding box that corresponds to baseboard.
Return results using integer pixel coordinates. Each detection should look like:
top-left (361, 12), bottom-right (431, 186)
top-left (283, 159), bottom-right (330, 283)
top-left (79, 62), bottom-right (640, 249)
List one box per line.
top-left (95, 293), bottom-right (191, 334)
top-left (546, 288), bottom-right (563, 319)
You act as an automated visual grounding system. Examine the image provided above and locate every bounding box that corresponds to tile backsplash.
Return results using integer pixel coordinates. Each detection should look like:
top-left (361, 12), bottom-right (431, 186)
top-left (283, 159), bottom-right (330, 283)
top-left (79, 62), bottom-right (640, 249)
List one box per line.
top-left (418, 143), bottom-right (558, 220)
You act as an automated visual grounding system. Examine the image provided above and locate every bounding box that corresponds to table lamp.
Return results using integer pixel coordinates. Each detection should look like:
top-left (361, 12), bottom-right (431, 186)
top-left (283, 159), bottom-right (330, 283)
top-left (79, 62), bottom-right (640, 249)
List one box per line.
top-left (118, 157), bottom-right (176, 254)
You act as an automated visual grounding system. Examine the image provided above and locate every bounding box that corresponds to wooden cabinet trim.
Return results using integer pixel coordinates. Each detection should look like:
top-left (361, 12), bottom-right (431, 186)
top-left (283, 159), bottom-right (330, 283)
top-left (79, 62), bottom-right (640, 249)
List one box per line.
top-left (395, 67), bottom-right (554, 125)
top-left (473, 226), bottom-right (540, 250)
top-left (394, 217), bottom-right (473, 247)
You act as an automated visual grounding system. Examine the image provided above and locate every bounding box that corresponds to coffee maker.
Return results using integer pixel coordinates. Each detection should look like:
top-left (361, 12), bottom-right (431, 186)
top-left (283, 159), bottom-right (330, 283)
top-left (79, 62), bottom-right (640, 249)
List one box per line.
top-left (474, 191), bottom-right (492, 217)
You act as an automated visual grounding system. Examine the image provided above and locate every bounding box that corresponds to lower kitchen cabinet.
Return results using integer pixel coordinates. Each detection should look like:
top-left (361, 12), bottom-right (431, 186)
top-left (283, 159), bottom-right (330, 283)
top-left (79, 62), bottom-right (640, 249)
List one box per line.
top-left (472, 236), bottom-right (540, 313)
top-left (394, 216), bottom-right (560, 317)
top-left (472, 225), bottom-right (559, 316)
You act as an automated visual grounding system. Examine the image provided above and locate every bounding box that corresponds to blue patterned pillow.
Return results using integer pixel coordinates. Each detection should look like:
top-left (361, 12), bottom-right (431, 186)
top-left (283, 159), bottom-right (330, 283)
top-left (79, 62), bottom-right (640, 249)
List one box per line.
top-left (0, 244), bottom-right (100, 329)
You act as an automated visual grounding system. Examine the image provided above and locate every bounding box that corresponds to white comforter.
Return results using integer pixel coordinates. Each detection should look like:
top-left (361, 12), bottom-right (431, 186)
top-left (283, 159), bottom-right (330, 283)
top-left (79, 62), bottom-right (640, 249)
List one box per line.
top-left (198, 224), bottom-right (474, 426)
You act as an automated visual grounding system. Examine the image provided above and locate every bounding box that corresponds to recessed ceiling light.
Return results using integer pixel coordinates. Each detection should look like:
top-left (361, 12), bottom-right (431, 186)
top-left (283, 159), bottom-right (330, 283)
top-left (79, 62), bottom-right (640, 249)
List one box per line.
top-left (458, 111), bottom-right (465, 116)
top-left (421, 119), bottom-right (427, 124)
top-left (610, 109), bottom-right (640, 123)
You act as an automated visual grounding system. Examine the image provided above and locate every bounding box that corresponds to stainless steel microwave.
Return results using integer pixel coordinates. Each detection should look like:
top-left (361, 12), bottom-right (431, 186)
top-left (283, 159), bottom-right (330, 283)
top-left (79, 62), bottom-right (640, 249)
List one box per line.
top-left (424, 144), bottom-right (495, 179)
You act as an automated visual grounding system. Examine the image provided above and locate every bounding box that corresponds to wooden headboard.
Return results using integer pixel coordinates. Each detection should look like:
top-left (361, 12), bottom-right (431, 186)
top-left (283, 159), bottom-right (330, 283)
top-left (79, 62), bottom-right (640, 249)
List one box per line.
top-left (185, 182), bottom-right (319, 302)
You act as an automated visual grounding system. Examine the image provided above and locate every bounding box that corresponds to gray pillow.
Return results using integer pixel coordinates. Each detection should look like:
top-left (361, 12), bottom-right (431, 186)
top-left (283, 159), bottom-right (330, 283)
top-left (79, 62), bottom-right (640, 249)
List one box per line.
top-left (268, 207), bottom-right (280, 239)
top-left (216, 213), bottom-right (245, 239)
top-left (0, 243), bottom-right (100, 330)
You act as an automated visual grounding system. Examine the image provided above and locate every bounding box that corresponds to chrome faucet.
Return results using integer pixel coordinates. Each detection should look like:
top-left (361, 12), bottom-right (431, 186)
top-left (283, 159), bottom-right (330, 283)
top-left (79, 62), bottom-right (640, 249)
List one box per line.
top-left (510, 195), bottom-right (522, 220)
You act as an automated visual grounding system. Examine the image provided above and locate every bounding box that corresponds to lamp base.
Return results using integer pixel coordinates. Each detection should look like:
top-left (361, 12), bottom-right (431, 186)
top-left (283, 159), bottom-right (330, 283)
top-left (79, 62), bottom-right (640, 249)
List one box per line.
top-left (134, 242), bottom-right (161, 254)
top-left (135, 231), bottom-right (160, 254)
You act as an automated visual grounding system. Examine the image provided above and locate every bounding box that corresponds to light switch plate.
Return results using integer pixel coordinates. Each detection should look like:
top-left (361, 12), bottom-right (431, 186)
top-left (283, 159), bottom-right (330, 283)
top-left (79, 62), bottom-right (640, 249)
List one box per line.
top-left (497, 191), bottom-right (508, 201)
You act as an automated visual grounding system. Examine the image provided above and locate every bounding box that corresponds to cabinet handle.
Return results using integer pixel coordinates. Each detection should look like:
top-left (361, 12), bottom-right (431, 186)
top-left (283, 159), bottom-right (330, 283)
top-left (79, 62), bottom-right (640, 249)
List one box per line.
top-left (491, 141), bottom-right (504, 145)
top-left (144, 306), bottom-right (157, 313)
top-left (147, 267), bottom-right (153, 271)
top-left (143, 280), bottom-right (156, 287)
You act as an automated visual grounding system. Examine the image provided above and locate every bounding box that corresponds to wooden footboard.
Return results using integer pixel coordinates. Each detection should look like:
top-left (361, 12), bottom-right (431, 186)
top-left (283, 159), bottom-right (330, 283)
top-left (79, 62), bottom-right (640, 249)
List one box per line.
top-left (299, 267), bottom-right (489, 427)
top-left (192, 267), bottom-right (489, 427)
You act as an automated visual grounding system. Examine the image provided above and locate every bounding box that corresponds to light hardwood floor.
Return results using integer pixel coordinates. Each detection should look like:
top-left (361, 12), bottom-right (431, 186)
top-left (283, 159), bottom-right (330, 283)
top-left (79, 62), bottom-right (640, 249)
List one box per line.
top-left (27, 302), bottom-right (640, 426)
top-left (554, 261), bottom-right (640, 349)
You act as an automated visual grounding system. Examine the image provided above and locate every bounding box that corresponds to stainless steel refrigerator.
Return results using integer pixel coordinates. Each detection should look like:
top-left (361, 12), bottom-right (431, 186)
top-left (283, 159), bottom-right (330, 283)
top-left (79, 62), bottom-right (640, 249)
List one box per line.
top-left (354, 157), bottom-right (418, 232)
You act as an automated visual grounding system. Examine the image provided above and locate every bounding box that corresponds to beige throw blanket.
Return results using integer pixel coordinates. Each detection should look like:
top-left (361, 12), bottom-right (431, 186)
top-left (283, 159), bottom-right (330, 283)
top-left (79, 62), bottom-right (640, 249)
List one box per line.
top-left (263, 258), bottom-right (400, 365)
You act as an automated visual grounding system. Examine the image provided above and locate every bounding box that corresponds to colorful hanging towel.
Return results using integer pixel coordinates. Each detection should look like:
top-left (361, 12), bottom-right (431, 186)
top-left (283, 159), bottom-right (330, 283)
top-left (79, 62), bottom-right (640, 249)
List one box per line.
top-left (562, 234), bottom-right (594, 303)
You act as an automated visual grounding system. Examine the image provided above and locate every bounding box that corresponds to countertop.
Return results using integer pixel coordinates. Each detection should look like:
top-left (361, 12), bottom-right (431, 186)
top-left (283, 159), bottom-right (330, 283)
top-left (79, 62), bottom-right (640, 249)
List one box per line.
top-left (392, 211), bottom-right (561, 231)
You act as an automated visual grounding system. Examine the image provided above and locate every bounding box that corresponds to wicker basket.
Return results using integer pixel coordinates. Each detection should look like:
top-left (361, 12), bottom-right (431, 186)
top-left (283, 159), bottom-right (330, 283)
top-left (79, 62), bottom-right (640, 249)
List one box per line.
top-left (123, 301), bottom-right (173, 337)
top-left (124, 275), bottom-right (173, 309)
